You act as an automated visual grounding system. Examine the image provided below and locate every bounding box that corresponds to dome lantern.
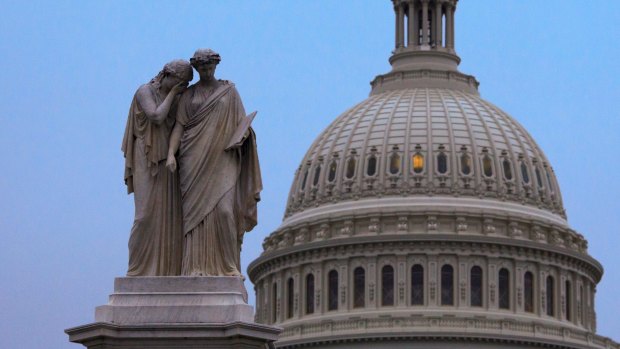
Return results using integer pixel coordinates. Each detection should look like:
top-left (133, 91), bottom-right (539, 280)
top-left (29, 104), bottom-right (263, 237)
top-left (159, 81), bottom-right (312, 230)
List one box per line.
top-left (372, 0), bottom-right (479, 95)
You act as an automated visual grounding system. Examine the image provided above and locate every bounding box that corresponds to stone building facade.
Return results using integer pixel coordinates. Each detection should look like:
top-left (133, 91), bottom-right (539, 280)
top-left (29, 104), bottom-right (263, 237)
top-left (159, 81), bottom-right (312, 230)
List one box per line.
top-left (248, 1), bottom-right (619, 348)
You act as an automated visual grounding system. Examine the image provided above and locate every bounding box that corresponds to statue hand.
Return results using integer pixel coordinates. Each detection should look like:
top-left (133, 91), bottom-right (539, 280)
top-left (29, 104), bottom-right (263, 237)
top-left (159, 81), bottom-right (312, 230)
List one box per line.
top-left (166, 155), bottom-right (177, 172)
top-left (170, 81), bottom-right (188, 96)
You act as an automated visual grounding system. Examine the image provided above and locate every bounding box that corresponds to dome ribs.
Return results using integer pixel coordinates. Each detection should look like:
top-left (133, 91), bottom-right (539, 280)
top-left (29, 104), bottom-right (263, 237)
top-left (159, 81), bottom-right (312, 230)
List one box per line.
top-left (285, 88), bottom-right (567, 220)
top-left (354, 90), bottom-right (403, 194)
top-left (436, 90), bottom-right (459, 190)
top-left (461, 91), bottom-right (522, 198)
top-left (380, 90), bottom-right (410, 191)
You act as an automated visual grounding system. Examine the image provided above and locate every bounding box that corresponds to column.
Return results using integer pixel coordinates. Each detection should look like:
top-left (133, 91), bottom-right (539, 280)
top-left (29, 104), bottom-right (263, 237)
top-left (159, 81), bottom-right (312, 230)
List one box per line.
top-left (413, 1), bottom-right (419, 46)
top-left (394, 4), bottom-right (399, 49)
top-left (397, 3), bottom-right (405, 48)
top-left (445, 2), bottom-right (453, 49)
top-left (421, 0), bottom-right (429, 45)
top-left (435, 1), bottom-right (443, 47)
top-left (430, 7), bottom-right (436, 46)
top-left (450, 2), bottom-right (455, 49)
top-left (407, 0), bottom-right (416, 46)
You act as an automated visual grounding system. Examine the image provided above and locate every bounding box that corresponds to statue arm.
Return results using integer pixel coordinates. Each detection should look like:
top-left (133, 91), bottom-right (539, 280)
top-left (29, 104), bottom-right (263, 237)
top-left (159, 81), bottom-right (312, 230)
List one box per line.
top-left (136, 84), bottom-right (179, 126)
top-left (166, 122), bottom-right (183, 172)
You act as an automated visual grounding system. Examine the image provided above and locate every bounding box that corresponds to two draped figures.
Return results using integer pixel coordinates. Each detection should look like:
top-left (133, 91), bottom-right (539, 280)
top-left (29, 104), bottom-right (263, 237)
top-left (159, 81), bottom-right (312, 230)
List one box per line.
top-left (121, 49), bottom-right (262, 277)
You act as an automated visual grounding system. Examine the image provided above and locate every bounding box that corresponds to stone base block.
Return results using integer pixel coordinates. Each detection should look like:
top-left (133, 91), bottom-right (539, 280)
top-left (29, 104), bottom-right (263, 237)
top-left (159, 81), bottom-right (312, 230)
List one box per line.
top-left (66, 276), bottom-right (281, 349)
top-left (66, 322), bottom-right (280, 349)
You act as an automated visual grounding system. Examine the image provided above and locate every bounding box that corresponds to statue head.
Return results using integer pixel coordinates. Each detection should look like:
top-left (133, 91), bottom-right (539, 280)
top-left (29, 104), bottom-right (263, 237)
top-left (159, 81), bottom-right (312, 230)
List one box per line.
top-left (190, 48), bottom-right (221, 81)
top-left (152, 59), bottom-right (193, 90)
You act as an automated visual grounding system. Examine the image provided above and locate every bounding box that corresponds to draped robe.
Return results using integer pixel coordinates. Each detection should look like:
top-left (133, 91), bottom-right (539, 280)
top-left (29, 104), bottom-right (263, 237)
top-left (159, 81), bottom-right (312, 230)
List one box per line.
top-left (176, 81), bottom-right (262, 276)
top-left (121, 83), bottom-right (184, 276)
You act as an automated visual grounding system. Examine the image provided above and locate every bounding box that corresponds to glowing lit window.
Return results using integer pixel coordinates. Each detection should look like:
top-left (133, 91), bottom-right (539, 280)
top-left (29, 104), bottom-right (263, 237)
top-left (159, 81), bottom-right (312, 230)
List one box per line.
top-left (412, 153), bottom-right (424, 174)
top-left (389, 153), bottom-right (401, 174)
top-left (312, 164), bottom-right (321, 186)
top-left (437, 153), bottom-right (448, 174)
top-left (345, 157), bottom-right (356, 179)
top-left (461, 153), bottom-right (472, 175)
top-left (521, 162), bottom-right (530, 184)
top-left (483, 155), bottom-right (493, 177)
top-left (328, 160), bottom-right (337, 182)
top-left (367, 155), bottom-right (377, 176)
top-left (502, 159), bottom-right (513, 180)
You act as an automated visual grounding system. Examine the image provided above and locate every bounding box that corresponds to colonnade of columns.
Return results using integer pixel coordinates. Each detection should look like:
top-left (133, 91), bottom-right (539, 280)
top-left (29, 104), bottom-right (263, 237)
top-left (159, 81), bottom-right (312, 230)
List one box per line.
top-left (393, 0), bottom-right (455, 50)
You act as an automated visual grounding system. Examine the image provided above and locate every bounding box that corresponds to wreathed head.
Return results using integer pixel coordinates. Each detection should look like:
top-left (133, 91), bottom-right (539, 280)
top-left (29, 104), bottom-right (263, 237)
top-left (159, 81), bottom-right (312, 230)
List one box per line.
top-left (190, 48), bottom-right (221, 68)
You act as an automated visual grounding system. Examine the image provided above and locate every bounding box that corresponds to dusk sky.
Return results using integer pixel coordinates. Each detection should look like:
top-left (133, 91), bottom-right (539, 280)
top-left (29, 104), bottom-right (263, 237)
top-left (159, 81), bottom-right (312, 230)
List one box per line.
top-left (0, 1), bottom-right (619, 348)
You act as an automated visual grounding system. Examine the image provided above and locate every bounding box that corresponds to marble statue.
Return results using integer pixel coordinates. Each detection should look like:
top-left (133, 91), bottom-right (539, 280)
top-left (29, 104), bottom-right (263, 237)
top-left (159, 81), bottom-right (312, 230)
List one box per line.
top-left (167, 48), bottom-right (262, 277)
top-left (121, 60), bottom-right (193, 276)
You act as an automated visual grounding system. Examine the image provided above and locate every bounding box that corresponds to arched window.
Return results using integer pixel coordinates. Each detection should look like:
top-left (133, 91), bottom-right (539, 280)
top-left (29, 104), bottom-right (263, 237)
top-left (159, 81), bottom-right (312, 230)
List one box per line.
top-left (482, 154), bottom-right (493, 177)
top-left (411, 264), bottom-right (424, 305)
top-left (535, 166), bottom-right (544, 189)
top-left (328, 160), bottom-right (338, 182)
top-left (353, 267), bottom-right (365, 308)
top-left (328, 270), bottom-right (338, 311)
top-left (460, 153), bottom-right (472, 175)
top-left (498, 268), bottom-right (510, 309)
top-left (521, 162), bottom-right (530, 184)
top-left (367, 155), bottom-right (377, 176)
top-left (305, 274), bottom-right (315, 314)
top-left (524, 272), bottom-right (534, 313)
top-left (546, 275), bottom-right (555, 316)
top-left (437, 152), bottom-right (448, 174)
top-left (301, 168), bottom-right (309, 190)
top-left (545, 167), bottom-right (554, 193)
top-left (441, 265), bottom-right (454, 306)
top-left (312, 164), bottom-right (321, 186)
top-left (412, 153), bottom-right (424, 174)
top-left (345, 157), bottom-right (356, 179)
top-left (470, 266), bottom-right (483, 307)
top-left (381, 265), bottom-right (394, 306)
top-left (287, 278), bottom-right (294, 319)
top-left (272, 283), bottom-right (278, 323)
top-left (502, 158), bottom-right (513, 180)
top-left (389, 152), bottom-right (401, 174)
top-left (566, 280), bottom-right (572, 321)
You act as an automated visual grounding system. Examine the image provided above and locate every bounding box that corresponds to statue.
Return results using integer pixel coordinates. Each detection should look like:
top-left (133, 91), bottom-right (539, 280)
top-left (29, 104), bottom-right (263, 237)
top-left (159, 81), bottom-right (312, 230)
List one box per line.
top-left (167, 49), bottom-right (262, 277)
top-left (121, 60), bottom-right (193, 276)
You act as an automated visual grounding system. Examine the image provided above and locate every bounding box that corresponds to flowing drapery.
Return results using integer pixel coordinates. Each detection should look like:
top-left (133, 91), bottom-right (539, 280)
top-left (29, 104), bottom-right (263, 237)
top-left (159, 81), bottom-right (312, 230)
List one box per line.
top-left (176, 81), bottom-right (261, 276)
top-left (121, 84), bottom-right (184, 276)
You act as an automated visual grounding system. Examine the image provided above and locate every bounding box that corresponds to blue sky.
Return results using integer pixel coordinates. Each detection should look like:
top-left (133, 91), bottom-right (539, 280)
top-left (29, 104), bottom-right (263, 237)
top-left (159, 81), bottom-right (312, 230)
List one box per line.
top-left (0, 1), bottom-right (618, 348)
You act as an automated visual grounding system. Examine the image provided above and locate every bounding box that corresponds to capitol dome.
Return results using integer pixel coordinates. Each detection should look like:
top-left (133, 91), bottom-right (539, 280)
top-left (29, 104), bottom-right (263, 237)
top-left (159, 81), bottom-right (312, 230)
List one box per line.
top-left (284, 87), bottom-right (566, 223)
top-left (249, 1), bottom-right (617, 348)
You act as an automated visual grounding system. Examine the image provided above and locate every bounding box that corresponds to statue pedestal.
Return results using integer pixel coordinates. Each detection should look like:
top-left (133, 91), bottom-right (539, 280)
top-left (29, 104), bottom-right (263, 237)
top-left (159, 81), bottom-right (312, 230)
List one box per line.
top-left (65, 276), bottom-right (280, 349)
